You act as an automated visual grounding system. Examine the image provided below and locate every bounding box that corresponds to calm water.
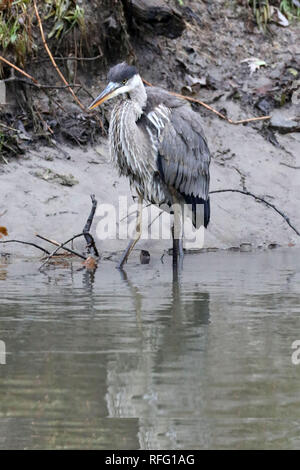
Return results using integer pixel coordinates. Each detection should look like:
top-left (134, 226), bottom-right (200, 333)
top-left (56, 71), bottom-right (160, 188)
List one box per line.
top-left (0, 249), bottom-right (300, 449)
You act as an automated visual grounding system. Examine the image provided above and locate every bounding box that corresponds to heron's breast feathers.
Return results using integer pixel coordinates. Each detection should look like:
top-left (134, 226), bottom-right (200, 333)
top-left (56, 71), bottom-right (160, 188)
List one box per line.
top-left (109, 99), bottom-right (211, 203)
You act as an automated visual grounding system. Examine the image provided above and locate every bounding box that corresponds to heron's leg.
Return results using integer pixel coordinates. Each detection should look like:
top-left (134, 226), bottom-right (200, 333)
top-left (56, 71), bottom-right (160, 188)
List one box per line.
top-left (118, 196), bottom-right (143, 269)
top-left (171, 196), bottom-right (184, 265)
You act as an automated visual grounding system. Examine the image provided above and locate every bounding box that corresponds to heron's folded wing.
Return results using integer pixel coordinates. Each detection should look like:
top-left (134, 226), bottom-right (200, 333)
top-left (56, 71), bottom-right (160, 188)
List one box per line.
top-left (158, 106), bottom-right (211, 200)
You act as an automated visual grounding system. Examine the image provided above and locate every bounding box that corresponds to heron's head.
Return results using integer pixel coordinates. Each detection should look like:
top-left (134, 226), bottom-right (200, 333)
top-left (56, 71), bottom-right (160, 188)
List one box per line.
top-left (88, 62), bottom-right (140, 110)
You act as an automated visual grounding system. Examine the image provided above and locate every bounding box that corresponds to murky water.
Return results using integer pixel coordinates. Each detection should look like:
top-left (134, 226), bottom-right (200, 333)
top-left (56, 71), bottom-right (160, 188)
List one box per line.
top-left (0, 249), bottom-right (300, 449)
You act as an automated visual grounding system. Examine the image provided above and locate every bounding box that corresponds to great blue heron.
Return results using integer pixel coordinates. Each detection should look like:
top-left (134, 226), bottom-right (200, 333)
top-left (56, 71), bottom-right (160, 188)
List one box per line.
top-left (89, 62), bottom-right (211, 268)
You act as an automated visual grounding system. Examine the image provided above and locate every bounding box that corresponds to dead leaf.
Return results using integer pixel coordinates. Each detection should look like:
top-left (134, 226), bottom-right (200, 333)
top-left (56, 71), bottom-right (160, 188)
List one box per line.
top-left (0, 226), bottom-right (8, 239)
top-left (271, 7), bottom-right (289, 27)
top-left (83, 256), bottom-right (98, 271)
top-left (241, 57), bottom-right (267, 75)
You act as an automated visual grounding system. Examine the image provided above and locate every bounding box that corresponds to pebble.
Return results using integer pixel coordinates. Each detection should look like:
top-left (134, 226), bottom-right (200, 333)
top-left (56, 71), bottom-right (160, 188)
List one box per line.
top-left (240, 243), bottom-right (252, 252)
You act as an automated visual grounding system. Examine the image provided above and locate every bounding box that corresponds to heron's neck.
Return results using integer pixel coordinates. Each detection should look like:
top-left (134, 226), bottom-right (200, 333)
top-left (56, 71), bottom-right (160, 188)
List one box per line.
top-left (128, 75), bottom-right (147, 117)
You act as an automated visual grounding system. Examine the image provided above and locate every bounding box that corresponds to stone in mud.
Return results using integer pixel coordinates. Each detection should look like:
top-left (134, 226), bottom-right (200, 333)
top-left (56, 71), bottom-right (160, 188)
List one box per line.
top-left (269, 115), bottom-right (300, 134)
top-left (32, 168), bottom-right (79, 187)
top-left (124, 0), bottom-right (185, 38)
top-left (240, 243), bottom-right (252, 252)
top-left (268, 243), bottom-right (280, 249)
top-left (140, 249), bottom-right (150, 264)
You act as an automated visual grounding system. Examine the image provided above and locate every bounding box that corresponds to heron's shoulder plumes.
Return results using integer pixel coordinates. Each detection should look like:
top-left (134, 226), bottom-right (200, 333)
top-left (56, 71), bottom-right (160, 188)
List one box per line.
top-left (144, 86), bottom-right (185, 114)
top-left (108, 62), bottom-right (138, 83)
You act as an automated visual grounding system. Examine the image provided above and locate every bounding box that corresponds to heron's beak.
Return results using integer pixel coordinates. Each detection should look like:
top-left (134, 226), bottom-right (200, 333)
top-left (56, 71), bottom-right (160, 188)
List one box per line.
top-left (88, 82), bottom-right (120, 110)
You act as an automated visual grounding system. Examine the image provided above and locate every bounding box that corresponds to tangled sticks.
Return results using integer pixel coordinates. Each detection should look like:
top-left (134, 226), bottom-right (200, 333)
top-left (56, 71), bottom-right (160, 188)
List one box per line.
top-left (0, 195), bottom-right (99, 272)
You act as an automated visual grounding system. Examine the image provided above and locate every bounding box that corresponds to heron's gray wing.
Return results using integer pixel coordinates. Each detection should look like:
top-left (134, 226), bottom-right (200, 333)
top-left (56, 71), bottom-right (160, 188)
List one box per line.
top-left (158, 104), bottom-right (211, 201)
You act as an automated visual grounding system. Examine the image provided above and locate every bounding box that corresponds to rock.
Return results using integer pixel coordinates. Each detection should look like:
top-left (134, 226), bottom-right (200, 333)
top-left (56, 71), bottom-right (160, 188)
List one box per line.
top-left (269, 115), bottom-right (300, 134)
top-left (240, 243), bottom-right (252, 252)
top-left (124, 0), bottom-right (185, 38)
top-left (32, 168), bottom-right (79, 187)
top-left (140, 249), bottom-right (150, 264)
top-left (268, 243), bottom-right (280, 249)
top-left (256, 96), bottom-right (275, 114)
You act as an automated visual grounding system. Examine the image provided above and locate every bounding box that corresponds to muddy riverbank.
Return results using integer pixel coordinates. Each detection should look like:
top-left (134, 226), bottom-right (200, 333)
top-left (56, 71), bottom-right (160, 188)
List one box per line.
top-left (1, 0), bottom-right (300, 259)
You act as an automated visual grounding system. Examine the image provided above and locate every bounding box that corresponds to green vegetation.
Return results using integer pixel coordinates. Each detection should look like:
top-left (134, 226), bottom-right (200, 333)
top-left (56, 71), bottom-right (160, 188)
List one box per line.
top-left (44, 0), bottom-right (85, 40)
top-left (250, 0), bottom-right (300, 30)
top-left (280, 0), bottom-right (300, 19)
top-left (0, 0), bottom-right (34, 68)
top-left (0, 0), bottom-right (86, 76)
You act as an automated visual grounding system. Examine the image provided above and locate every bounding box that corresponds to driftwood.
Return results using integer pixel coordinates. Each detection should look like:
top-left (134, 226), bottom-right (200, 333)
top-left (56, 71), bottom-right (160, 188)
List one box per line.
top-left (35, 234), bottom-right (86, 260)
top-left (38, 233), bottom-right (88, 270)
top-left (82, 195), bottom-right (99, 257)
top-left (0, 196), bottom-right (99, 271)
top-left (38, 195), bottom-right (99, 270)
top-left (0, 240), bottom-right (50, 255)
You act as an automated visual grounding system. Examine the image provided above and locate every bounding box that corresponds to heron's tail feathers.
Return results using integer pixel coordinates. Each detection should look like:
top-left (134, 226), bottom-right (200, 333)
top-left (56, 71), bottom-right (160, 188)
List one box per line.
top-left (183, 195), bottom-right (210, 229)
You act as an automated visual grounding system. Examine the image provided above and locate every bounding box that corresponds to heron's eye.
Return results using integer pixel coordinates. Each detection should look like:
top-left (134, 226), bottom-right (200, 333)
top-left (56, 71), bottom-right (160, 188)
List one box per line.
top-left (122, 79), bottom-right (127, 85)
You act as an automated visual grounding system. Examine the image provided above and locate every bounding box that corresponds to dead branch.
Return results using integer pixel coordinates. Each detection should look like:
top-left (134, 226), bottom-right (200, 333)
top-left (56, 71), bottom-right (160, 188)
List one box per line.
top-left (39, 233), bottom-right (87, 270)
top-left (3, 77), bottom-right (82, 90)
top-left (0, 239), bottom-right (50, 255)
top-left (83, 194), bottom-right (99, 257)
top-left (280, 162), bottom-right (300, 170)
top-left (210, 188), bottom-right (300, 236)
top-left (0, 55), bottom-right (38, 84)
top-left (148, 211), bottom-right (163, 230)
top-left (36, 234), bottom-right (87, 260)
top-left (0, 122), bottom-right (19, 133)
top-left (33, 0), bottom-right (85, 112)
top-left (142, 78), bottom-right (271, 126)
top-left (49, 54), bottom-right (103, 62)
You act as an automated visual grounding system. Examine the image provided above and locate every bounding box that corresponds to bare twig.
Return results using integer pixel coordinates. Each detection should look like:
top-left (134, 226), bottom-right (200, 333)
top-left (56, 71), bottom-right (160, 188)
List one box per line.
top-left (33, 0), bottom-right (86, 112)
top-left (0, 122), bottom-right (19, 133)
top-left (3, 77), bottom-right (83, 90)
top-left (39, 233), bottom-right (87, 270)
top-left (83, 194), bottom-right (99, 257)
top-left (119, 203), bottom-right (152, 223)
top-left (0, 239), bottom-right (50, 255)
top-left (280, 162), bottom-right (300, 170)
top-left (142, 78), bottom-right (271, 125)
top-left (0, 55), bottom-right (38, 84)
top-left (36, 234), bottom-right (86, 260)
top-left (210, 188), bottom-right (300, 236)
top-left (148, 210), bottom-right (163, 230)
top-left (48, 54), bottom-right (103, 62)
